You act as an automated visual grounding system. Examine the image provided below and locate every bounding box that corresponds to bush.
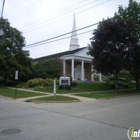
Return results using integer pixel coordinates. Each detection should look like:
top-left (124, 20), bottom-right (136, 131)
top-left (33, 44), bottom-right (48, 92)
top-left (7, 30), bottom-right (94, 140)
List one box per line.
top-left (0, 79), bottom-right (6, 84)
top-left (4, 80), bottom-right (14, 86)
top-left (43, 78), bottom-right (53, 87)
top-left (26, 78), bottom-right (44, 88)
top-left (58, 85), bottom-right (71, 90)
top-left (71, 82), bottom-right (78, 87)
top-left (26, 78), bottom-right (59, 88)
top-left (17, 82), bottom-right (28, 88)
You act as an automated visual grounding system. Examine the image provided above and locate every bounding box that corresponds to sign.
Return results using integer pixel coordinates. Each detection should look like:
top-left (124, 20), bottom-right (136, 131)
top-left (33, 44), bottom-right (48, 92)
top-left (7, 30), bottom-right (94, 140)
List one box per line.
top-left (59, 76), bottom-right (70, 86)
top-left (15, 70), bottom-right (18, 80)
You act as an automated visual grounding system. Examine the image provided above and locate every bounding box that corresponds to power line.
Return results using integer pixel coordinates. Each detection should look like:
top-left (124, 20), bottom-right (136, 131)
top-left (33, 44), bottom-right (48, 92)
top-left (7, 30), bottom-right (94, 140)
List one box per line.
top-left (4, 0), bottom-right (30, 11)
top-left (24, 22), bottom-right (99, 48)
top-left (24, 7), bottom-right (140, 49)
top-left (22, 0), bottom-right (92, 29)
top-left (22, 0), bottom-right (98, 31)
top-left (4, 0), bottom-right (42, 16)
top-left (24, 30), bottom-right (93, 49)
top-left (23, 0), bottom-right (110, 33)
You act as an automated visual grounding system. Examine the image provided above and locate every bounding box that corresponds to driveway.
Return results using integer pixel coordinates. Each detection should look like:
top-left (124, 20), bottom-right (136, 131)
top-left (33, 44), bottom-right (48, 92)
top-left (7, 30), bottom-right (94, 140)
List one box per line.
top-left (0, 95), bottom-right (140, 140)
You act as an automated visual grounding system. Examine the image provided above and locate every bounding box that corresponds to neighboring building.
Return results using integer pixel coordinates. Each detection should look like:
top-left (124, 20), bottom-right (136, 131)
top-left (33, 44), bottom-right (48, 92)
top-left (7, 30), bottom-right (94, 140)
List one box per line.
top-left (34, 14), bottom-right (102, 81)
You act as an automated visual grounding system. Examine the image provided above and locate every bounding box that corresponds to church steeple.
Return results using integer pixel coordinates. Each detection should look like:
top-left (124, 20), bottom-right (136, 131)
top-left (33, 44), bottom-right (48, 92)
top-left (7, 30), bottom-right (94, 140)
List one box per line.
top-left (69, 13), bottom-right (79, 51)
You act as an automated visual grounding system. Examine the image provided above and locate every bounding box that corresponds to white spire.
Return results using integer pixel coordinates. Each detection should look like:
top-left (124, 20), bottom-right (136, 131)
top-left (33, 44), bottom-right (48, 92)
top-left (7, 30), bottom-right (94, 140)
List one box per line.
top-left (69, 13), bottom-right (79, 51)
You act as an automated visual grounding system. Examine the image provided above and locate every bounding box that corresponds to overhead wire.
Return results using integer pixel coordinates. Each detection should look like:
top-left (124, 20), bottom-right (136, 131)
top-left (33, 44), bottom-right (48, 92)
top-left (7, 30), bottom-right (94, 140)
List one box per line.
top-left (4, 0), bottom-right (42, 16)
top-left (22, 0), bottom-right (92, 29)
top-left (24, 7), bottom-right (140, 49)
top-left (22, 0), bottom-right (99, 30)
top-left (24, 21), bottom-right (99, 48)
top-left (24, 30), bottom-right (93, 49)
top-left (4, 0), bottom-right (30, 11)
top-left (23, 0), bottom-right (110, 33)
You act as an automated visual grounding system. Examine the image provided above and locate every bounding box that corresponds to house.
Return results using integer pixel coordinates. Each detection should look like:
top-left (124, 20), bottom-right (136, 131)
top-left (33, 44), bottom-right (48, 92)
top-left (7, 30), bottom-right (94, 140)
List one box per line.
top-left (34, 14), bottom-right (102, 81)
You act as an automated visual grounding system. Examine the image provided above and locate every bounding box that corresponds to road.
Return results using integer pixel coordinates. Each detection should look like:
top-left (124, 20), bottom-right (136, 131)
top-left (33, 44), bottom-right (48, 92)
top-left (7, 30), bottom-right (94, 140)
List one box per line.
top-left (0, 95), bottom-right (140, 140)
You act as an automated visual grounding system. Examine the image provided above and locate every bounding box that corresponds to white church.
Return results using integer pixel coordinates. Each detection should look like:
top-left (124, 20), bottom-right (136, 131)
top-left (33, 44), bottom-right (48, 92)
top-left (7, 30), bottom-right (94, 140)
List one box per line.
top-left (34, 15), bottom-right (102, 81)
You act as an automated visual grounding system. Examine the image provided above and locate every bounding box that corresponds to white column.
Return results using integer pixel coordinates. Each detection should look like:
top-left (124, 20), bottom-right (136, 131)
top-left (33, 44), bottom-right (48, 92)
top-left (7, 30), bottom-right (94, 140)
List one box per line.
top-left (81, 60), bottom-right (84, 81)
top-left (91, 65), bottom-right (94, 81)
top-left (99, 73), bottom-right (102, 81)
top-left (63, 59), bottom-right (66, 75)
top-left (71, 58), bottom-right (74, 80)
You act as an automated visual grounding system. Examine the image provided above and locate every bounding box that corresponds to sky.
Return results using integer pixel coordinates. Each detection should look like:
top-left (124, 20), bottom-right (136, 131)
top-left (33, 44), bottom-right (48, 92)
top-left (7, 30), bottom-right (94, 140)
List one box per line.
top-left (1, 0), bottom-right (134, 58)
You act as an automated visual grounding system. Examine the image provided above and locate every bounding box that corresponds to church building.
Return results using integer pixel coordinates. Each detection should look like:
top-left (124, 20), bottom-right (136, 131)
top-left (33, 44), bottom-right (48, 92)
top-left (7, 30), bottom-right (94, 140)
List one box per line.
top-left (34, 15), bottom-right (102, 81)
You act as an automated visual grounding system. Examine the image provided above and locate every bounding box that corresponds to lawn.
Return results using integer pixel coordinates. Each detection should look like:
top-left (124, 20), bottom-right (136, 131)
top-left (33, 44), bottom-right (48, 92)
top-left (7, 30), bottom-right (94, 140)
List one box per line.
top-left (35, 82), bottom-right (113, 93)
top-left (31, 95), bottom-right (80, 102)
top-left (74, 90), bottom-right (140, 99)
top-left (0, 87), bottom-right (45, 99)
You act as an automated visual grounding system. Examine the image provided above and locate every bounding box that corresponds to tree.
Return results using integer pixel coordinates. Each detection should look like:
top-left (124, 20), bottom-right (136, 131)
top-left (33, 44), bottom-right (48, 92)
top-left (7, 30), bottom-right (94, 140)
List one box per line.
top-left (89, 19), bottom-right (134, 91)
top-left (0, 19), bottom-right (34, 81)
top-left (34, 58), bottom-right (62, 79)
top-left (114, 0), bottom-right (140, 90)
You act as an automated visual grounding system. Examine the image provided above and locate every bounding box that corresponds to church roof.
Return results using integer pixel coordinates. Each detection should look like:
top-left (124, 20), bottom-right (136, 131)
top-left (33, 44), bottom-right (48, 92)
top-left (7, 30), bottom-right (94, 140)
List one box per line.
top-left (34, 47), bottom-right (86, 62)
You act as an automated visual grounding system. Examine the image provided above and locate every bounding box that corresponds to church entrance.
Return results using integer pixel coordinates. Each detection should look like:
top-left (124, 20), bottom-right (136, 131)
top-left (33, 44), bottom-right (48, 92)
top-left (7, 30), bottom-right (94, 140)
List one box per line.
top-left (74, 65), bottom-right (85, 80)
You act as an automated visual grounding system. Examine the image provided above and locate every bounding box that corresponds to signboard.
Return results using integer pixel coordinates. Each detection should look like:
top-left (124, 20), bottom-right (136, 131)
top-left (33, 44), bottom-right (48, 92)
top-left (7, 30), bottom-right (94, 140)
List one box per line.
top-left (59, 76), bottom-right (70, 86)
top-left (15, 70), bottom-right (18, 80)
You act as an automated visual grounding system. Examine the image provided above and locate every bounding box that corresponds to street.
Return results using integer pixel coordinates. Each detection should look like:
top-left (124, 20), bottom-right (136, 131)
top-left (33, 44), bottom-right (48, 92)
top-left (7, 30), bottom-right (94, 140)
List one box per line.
top-left (0, 95), bottom-right (140, 140)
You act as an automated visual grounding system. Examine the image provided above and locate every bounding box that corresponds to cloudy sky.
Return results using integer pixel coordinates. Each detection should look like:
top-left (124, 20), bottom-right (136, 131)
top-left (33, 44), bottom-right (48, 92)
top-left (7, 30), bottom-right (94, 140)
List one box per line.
top-left (1, 0), bottom-right (134, 58)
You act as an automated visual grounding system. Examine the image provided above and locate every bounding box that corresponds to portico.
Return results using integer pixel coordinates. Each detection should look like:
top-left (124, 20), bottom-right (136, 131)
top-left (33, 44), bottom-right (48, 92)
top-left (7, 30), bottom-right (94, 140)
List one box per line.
top-left (61, 54), bottom-right (93, 81)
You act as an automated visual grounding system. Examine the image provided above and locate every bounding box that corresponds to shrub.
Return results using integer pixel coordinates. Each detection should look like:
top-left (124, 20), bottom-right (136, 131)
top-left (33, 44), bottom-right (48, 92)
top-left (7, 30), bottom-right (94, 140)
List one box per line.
top-left (17, 82), bottom-right (28, 88)
top-left (26, 78), bottom-right (44, 88)
top-left (4, 80), bottom-right (14, 86)
top-left (26, 78), bottom-right (59, 88)
top-left (44, 78), bottom-right (53, 87)
top-left (71, 81), bottom-right (78, 87)
top-left (0, 79), bottom-right (6, 84)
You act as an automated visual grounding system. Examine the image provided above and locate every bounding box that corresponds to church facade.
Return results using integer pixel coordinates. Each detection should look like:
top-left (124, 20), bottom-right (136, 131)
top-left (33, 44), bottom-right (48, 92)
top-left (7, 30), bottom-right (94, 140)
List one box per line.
top-left (34, 15), bottom-right (102, 81)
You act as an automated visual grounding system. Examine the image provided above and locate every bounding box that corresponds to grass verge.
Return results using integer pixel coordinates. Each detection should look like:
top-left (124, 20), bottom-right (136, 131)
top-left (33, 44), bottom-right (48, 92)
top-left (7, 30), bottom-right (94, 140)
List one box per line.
top-left (74, 90), bottom-right (140, 99)
top-left (0, 87), bottom-right (45, 99)
top-left (31, 95), bottom-right (80, 103)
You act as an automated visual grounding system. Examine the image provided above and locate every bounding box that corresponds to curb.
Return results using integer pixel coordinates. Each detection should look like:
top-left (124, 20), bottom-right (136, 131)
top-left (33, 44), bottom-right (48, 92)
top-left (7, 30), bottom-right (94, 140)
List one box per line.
top-left (97, 93), bottom-right (140, 100)
top-left (25, 99), bottom-right (80, 103)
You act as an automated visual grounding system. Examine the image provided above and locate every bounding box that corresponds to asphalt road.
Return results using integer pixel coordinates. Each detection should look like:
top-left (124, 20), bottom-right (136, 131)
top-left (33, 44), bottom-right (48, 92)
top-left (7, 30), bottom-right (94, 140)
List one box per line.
top-left (0, 95), bottom-right (140, 140)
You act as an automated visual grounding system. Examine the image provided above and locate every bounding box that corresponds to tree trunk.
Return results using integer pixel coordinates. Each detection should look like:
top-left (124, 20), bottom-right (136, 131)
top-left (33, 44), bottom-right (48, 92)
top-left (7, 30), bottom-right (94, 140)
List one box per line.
top-left (115, 71), bottom-right (118, 92)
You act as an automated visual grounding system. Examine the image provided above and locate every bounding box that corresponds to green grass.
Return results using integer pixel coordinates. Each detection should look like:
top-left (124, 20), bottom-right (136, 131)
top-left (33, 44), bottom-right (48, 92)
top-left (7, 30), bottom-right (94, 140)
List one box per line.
top-left (35, 83), bottom-right (113, 94)
top-left (0, 87), bottom-right (45, 99)
top-left (74, 90), bottom-right (140, 99)
top-left (31, 95), bottom-right (79, 102)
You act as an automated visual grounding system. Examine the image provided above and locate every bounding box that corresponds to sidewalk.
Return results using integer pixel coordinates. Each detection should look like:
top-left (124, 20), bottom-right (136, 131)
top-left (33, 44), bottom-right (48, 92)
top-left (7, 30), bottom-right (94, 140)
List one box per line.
top-left (13, 88), bottom-right (96, 102)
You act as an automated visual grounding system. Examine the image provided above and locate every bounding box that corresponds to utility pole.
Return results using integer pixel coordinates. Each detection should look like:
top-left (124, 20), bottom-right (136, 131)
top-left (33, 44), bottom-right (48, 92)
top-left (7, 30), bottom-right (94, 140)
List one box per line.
top-left (0, 0), bottom-right (5, 36)
top-left (1, 0), bottom-right (5, 18)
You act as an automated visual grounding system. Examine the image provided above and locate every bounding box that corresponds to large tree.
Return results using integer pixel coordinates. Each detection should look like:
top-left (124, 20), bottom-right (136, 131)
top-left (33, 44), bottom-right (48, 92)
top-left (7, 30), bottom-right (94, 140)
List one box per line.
top-left (34, 58), bottom-right (62, 79)
top-left (114, 0), bottom-right (140, 90)
top-left (89, 19), bottom-right (134, 91)
top-left (0, 19), bottom-right (34, 81)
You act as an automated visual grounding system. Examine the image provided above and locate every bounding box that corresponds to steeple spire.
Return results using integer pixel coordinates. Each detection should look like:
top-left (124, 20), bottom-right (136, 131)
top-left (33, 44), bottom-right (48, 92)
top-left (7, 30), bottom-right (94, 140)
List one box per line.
top-left (69, 13), bottom-right (79, 51)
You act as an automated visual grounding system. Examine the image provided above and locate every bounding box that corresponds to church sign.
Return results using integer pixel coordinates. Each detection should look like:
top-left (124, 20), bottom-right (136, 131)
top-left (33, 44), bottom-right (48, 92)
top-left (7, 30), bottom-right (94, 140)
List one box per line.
top-left (59, 76), bottom-right (71, 90)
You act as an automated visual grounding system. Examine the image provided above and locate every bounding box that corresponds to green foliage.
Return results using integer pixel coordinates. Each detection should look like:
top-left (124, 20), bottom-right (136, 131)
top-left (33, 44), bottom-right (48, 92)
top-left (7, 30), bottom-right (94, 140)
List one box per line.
top-left (26, 78), bottom-right (58, 88)
top-left (34, 58), bottom-right (62, 79)
top-left (0, 19), bottom-right (34, 81)
top-left (114, 0), bottom-right (140, 90)
top-left (89, 0), bottom-right (140, 90)
top-left (71, 81), bottom-right (78, 87)
top-left (0, 79), bottom-right (6, 84)
top-left (26, 78), bottom-right (44, 88)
